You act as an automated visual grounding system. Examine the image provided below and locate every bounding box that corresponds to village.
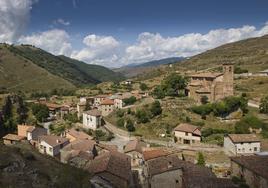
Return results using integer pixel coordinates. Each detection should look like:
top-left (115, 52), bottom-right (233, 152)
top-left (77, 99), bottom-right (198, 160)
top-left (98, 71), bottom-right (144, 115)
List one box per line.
top-left (1, 62), bottom-right (268, 188)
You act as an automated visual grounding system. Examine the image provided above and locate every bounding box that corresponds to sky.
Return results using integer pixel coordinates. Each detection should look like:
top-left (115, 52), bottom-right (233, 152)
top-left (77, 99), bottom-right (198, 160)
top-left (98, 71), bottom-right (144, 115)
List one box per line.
top-left (0, 0), bottom-right (268, 67)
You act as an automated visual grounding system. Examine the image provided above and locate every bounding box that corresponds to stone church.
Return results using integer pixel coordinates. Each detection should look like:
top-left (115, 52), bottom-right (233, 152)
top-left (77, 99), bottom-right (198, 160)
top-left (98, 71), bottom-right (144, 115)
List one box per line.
top-left (187, 63), bottom-right (234, 103)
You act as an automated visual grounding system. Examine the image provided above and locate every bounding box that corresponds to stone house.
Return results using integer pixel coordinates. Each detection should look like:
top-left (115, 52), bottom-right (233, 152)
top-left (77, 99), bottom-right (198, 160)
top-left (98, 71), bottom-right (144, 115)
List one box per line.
top-left (187, 63), bottom-right (234, 103)
top-left (38, 135), bottom-right (69, 157)
top-left (82, 109), bottom-right (102, 130)
top-left (2, 134), bottom-right (25, 145)
top-left (124, 139), bottom-right (147, 167)
top-left (173, 123), bottom-right (201, 145)
top-left (87, 151), bottom-right (132, 188)
top-left (60, 139), bottom-right (97, 164)
top-left (231, 155), bottom-right (268, 188)
top-left (98, 99), bottom-right (115, 116)
top-left (64, 128), bottom-right (93, 142)
top-left (224, 134), bottom-right (261, 155)
top-left (144, 155), bottom-right (183, 188)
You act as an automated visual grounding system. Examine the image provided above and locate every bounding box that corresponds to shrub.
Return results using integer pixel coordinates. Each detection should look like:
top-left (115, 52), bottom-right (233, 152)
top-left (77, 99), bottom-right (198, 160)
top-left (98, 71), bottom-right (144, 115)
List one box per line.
top-left (140, 83), bottom-right (148, 91)
top-left (123, 96), bottom-right (137, 105)
top-left (116, 110), bottom-right (125, 117)
top-left (117, 118), bottom-right (125, 127)
top-left (197, 152), bottom-right (205, 166)
top-left (235, 115), bottom-right (267, 134)
top-left (126, 119), bottom-right (135, 132)
top-left (260, 96), bottom-right (268, 114)
top-left (136, 109), bottom-right (149, 123)
top-left (150, 101), bottom-right (162, 117)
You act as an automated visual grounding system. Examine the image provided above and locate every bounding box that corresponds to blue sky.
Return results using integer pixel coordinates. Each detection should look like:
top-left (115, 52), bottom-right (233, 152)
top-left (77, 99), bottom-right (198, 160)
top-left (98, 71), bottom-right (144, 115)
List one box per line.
top-left (1, 0), bottom-right (268, 67)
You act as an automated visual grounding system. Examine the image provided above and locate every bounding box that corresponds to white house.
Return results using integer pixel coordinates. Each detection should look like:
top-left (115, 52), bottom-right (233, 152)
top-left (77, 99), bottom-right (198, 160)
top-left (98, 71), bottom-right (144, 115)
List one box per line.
top-left (94, 95), bottom-right (108, 106)
top-left (224, 134), bottom-right (261, 155)
top-left (173, 123), bottom-right (201, 144)
top-left (83, 109), bottom-right (102, 130)
top-left (38, 135), bottom-right (69, 157)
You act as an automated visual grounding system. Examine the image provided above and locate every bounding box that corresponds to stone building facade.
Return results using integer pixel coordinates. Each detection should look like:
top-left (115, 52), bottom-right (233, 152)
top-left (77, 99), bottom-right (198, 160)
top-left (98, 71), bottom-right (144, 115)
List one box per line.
top-left (187, 63), bottom-right (234, 103)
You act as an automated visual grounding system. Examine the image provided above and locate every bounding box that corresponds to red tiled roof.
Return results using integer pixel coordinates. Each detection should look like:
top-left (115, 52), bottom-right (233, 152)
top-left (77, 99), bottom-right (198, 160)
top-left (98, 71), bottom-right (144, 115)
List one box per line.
top-left (143, 149), bottom-right (171, 161)
top-left (190, 72), bottom-right (223, 78)
top-left (38, 135), bottom-right (69, 147)
top-left (227, 134), bottom-right (260, 143)
top-left (174, 123), bottom-right (201, 136)
top-left (67, 128), bottom-right (93, 140)
top-left (84, 109), bottom-right (102, 117)
top-left (3, 134), bottom-right (25, 141)
top-left (61, 139), bottom-right (96, 152)
top-left (101, 99), bottom-right (114, 105)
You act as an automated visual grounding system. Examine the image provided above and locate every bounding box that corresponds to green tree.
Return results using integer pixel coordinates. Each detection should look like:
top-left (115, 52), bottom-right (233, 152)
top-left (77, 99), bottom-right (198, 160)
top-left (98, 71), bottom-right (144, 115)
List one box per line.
top-left (126, 119), bottom-right (135, 132)
top-left (152, 86), bottom-right (165, 99)
top-left (260, 96), bottom-right (268, 114)
top-left (140, 83), bottom-right (148, 91)
top-left (136, 109), bottom-right (149, 123)
top-left (150, 101), bottom-right (162, 117)
top-left (162, 73), bottom-right (187, 96)
top-left (31, 104), bottom-right (49, 122)
top-left (197, 152), bottom-right (205, 166)
top-left (123, 96), bottom-right (137, 105)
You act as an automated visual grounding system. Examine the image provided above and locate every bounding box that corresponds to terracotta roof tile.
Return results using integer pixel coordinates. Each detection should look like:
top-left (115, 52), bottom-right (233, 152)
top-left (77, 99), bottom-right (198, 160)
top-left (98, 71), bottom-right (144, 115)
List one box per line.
top-left (174, 123), bottom-right (201, 136)
top-left (3, 134), bottom-right (25, 141)
top-left (84, 109), bottom-right (102, 117)
top-left (100, 99), bottom-right (114, 105)
top-left (67, 128), bottom-right (93, 140)
top-left (143, 149), bottom-right (171, 161)
top-left (38, 135), bottom-right (69, 147)
top-left (190, 72), bottom-right (223, 78)
top-left (61, 139), bottom-right (96, 152)
top-left (227, 134), bottom-right (260, 143)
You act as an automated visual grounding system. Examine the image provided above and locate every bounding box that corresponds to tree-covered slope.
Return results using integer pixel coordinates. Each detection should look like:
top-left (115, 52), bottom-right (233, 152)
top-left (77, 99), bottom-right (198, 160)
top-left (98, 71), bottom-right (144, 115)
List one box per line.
top-left (58, 55), bottom-right (125, 82)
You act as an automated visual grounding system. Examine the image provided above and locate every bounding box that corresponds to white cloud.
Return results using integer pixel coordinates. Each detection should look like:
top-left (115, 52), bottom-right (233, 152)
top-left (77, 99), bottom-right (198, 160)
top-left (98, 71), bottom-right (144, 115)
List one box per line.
top-left (123, 24), bottom-right (268, 65)
top-left (18, 29), bottom-right (72, 55)
top-left (71, 34), bottom-right (120, 67)
top-left (53, 18), bottom-right (70, 26)
top-left (0, 0), bottom-right (33, 43)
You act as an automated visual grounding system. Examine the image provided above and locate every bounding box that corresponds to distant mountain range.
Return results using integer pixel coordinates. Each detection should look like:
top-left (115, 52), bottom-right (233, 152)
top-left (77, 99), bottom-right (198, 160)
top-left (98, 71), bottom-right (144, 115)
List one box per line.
top-left (115, 57), bottom-right (185, 78)
top-left (0, 44), bottom-right (124, 92)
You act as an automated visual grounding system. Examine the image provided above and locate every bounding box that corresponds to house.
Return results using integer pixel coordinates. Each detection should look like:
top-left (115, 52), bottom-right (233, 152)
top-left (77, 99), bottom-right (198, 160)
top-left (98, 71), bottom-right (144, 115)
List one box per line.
top-left (99, 99), bottom-right (115, 116)
top-left (2, 134), bottom-right (25, 145)
top-left (94, 94), bottom-right (108, 106)
top-left (17, 124), bottom-right (34, 138)
top-left (87, 151), bottom-right (131, 188)
top-left (38, 135), bottom-right (69, 157)
top-left (77, 101), bottom-right (87, 118)
top-left (26, 126), bottom-right (47, 146)
top-left (64, 128), bottom-right (93, 142)
top-left (258, 69), bottom-right (268, 76)
top-left (124, 139), bottom-right (148, 167)
top-left (44, 103), bottom-right (62, 117)
top-left (231, 155), bottom-right (268, 188)
top-left (82, 109), bottom-right (102, 130)
top-left (60, 139), bottom-right (97, 165)
top-left (224, 134), bottom-right (261, 155)
top-left (187, 63), bottom-right (234, 103)
top-left (60, 105), bottom-right (70, 119)
top-left (173, 123), bottom-right (201, 145)
top-left (144, 155), bottom-right (183, 188)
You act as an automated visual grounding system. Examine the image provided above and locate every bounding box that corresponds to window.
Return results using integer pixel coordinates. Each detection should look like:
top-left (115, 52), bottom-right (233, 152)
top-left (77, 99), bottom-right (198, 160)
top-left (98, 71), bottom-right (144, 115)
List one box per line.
top-left (254, 147), bottom-right (258, 151)
top-left (49, 147), bottom-right (52, 152)
top-left (176, 180), bottom-right (179, 183)
top-left (40, 145), bottom-right (43, 149)
top-left (192, 140), bottom-right (195, 144)
top-left (185, 132), bottom-right (188, 136)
